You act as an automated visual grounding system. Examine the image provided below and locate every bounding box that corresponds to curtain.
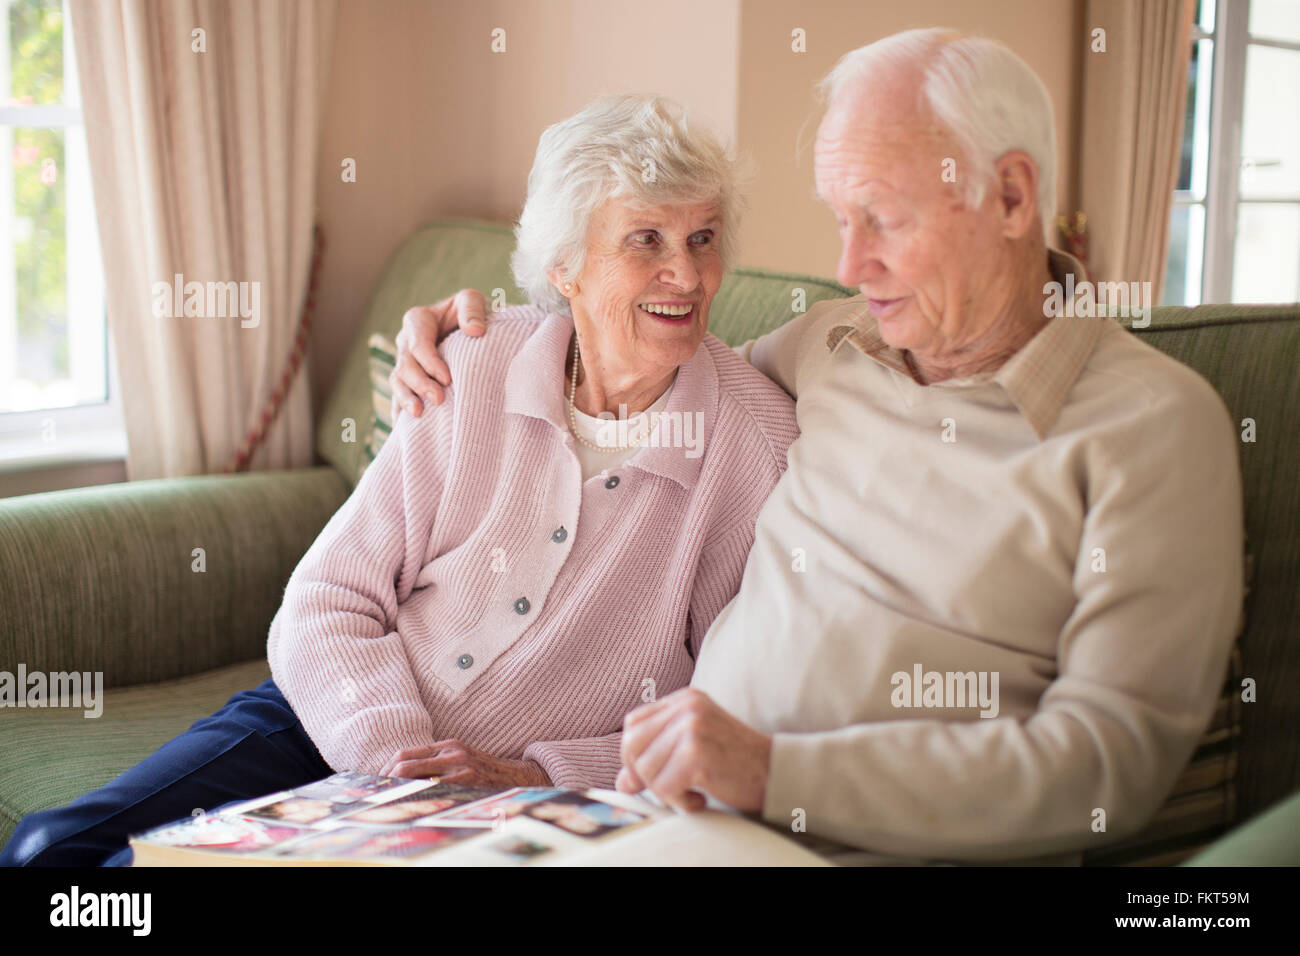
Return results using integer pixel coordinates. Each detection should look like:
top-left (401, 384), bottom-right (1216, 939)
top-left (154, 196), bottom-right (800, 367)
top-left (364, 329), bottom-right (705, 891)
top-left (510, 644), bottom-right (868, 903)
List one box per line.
top-left (69, 0), bottom-right (337, 479)
top-left (1079, 0), bottom-right (1195, 301)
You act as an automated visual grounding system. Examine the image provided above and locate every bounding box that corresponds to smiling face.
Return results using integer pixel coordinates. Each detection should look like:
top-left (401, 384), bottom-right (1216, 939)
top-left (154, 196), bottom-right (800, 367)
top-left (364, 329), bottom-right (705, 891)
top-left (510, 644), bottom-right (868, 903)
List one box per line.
top-left (814, 73), bottom-right (1026, 365)
top-left (559, 197), bottom-right (723, 386)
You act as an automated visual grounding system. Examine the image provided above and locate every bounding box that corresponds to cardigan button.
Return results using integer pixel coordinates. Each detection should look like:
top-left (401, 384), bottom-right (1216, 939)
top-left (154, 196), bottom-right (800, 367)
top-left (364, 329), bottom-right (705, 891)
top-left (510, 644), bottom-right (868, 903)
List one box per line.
top-left (604, 475), bottom-right (620, 489)
top-left (456, 653), bottom-right (473, 669)
top-left (514, 597), bottom-right (531, 615)
top-left (551, 526), bottom-right (567, 543)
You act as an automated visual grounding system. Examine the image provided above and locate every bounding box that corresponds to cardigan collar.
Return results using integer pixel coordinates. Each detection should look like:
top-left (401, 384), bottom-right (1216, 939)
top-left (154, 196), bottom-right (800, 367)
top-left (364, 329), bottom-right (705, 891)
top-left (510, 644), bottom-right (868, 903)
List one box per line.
top-left (503, 311), bottom-right (718, 491)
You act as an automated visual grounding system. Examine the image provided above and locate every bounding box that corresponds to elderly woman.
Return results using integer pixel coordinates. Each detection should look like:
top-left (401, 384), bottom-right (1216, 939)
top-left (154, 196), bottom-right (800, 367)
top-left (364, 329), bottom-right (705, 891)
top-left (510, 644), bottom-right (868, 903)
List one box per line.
top-left (0, 94), bottom-right (796, 867)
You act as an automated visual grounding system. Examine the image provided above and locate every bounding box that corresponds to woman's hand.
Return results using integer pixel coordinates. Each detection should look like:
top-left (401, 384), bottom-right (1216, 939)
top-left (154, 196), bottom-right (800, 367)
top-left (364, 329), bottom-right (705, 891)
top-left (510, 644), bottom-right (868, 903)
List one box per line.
top-left (381, 739), bottom-right (551, 789)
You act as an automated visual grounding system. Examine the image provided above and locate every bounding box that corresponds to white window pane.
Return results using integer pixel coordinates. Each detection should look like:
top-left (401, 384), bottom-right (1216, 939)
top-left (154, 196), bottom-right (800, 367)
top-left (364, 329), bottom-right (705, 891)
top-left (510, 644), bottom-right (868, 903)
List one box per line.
top-left (1178, 38), bottom-right (1214, 197)
top-left (1239, 45), bottom-right (1300, 198)
top-left (65, 122), bottom-right (104, 404)
top-left (1232, 204), bottom-right (1300, 303)
top-left (2, 0), bottom-right (103, 423)
top-left (1249, 0), bottom-right (1300, 45)
top-left (1198, 0), bottom-right (1215, 33)
top-left (1162, 203), bottom-right (1206, 306)
top-left (0, 122), bottom-right (105, 413)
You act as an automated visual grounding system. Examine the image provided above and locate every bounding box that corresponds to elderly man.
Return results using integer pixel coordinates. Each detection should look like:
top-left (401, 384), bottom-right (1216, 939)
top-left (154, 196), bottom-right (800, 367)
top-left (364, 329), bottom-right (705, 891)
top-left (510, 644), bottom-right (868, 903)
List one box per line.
top-left (391, 28), bottom-right (1242, 863)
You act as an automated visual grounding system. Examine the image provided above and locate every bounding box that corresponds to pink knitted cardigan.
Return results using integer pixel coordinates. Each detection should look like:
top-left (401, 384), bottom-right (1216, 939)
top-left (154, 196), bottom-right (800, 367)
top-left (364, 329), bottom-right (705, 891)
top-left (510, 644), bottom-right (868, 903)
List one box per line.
top-left (267, 307), bottom-right (798, 788)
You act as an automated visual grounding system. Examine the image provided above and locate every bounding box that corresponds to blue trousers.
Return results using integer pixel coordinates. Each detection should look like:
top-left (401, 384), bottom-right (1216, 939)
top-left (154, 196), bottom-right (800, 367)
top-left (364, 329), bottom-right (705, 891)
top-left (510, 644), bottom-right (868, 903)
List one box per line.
top-left (0, 678), bottom-right (334, 867)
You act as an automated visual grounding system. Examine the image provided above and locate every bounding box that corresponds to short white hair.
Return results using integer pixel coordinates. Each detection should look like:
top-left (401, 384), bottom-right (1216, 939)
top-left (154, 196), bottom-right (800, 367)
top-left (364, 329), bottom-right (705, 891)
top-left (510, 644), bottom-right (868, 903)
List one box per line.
top-left (512, 94), bottom-right (743, 315)
top-left (820, 29), bottom-right (1057, 243)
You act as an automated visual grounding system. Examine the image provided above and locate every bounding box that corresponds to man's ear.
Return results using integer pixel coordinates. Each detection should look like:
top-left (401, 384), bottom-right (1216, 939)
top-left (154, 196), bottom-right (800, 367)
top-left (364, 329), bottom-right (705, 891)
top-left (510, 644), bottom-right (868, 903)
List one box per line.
top-left (993, 150), bottom-right (1040, 240)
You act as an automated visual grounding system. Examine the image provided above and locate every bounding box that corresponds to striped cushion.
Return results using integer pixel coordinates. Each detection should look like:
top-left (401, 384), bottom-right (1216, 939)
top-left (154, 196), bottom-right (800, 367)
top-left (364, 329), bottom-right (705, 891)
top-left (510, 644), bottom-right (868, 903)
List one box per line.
top-left (361, 332), bottom-right (397, 480)
top-left (1081, 550), bottom-right (1252, 866)
top-left (1080, 644), bottom-right (1242, 866)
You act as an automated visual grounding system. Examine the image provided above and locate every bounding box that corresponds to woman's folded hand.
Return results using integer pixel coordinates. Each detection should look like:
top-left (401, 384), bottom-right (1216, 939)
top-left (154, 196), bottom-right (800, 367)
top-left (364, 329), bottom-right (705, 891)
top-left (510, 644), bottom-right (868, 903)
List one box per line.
top-left (381, 739), bottom-right (551, 789)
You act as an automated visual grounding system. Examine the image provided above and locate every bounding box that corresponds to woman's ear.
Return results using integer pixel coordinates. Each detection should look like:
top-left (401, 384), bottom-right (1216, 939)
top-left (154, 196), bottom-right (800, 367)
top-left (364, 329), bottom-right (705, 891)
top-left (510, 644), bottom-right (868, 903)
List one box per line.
top-left (547, 269), bottom-right (577, 297)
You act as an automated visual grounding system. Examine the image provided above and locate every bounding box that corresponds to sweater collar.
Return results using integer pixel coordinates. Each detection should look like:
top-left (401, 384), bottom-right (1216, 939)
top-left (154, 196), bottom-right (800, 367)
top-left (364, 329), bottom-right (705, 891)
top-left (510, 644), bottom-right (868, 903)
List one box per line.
top-left (825, 249), bottom-right (1105, 440)
top-left (503, 311), bottom-right (717, 490)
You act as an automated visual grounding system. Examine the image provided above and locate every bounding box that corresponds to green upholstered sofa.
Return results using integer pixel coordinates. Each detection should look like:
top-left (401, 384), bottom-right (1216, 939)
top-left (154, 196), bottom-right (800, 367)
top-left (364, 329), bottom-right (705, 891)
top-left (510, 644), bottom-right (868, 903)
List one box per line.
top-left (2, 219), bottom-right (1297, 865)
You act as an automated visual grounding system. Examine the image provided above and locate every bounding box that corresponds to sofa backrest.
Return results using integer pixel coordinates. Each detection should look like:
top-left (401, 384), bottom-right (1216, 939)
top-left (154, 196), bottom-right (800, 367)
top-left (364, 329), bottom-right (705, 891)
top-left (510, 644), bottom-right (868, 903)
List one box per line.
top-left (1128, 303), bottom-right (1300, 825)
top-left (316, 218), bottom-right (856, 479)
top-left (319, 218), bottom-right (1300, 823)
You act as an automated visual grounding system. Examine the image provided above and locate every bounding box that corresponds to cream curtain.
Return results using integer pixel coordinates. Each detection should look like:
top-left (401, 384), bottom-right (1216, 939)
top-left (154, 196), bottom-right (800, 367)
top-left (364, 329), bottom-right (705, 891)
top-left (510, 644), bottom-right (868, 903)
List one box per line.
top-left (1079, 0), bottom-right (1195, 300)
top-left (69, 0), bottom-right (336, 479)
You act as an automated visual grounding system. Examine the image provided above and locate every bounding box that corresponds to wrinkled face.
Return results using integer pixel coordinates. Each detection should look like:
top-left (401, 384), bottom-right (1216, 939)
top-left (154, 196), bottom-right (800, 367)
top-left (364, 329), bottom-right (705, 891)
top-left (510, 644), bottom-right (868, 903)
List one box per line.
top-left (814, 78), bottom-right (1013, 361)
top-left (563, 197), bottom-right (724, 374)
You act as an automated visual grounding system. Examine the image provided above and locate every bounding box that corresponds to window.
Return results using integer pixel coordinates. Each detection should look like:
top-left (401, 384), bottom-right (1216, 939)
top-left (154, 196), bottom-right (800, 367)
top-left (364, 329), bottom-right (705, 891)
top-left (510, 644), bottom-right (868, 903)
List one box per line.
top-left (1163, 0), bottom-right (1300, 305)
top-left (0, 0), bottom-right (116, 439)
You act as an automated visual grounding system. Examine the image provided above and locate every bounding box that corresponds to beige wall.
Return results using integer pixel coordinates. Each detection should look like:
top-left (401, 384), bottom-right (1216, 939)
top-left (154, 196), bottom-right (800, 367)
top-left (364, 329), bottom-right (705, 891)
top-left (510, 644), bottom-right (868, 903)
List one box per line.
top-left (311, 0), bottom-right (1081, 416)
top-left (311, 0), bottom-right (741, 415)
top-left (735, 0), bottom-right (1083, 276)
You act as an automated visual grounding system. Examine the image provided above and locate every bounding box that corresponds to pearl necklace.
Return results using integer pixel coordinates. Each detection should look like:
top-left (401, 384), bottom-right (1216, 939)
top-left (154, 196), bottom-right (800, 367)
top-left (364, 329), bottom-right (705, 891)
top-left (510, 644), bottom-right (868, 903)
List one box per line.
top-left (567, 334), bottom-right (663, 453)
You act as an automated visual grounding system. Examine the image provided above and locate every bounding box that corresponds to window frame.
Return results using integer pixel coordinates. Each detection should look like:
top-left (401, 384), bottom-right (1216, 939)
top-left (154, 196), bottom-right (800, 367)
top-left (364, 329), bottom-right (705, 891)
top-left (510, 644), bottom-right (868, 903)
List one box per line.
top-left (0, 0), bottom-right (121, 447)
top-left (1180, 0), bottom-right (1300, 305)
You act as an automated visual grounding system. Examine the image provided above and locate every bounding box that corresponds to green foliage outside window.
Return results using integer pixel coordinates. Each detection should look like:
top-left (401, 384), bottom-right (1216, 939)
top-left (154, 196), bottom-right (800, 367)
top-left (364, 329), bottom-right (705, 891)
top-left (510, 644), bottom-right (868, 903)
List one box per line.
top-left (9, 0), bottom-right (68, 382)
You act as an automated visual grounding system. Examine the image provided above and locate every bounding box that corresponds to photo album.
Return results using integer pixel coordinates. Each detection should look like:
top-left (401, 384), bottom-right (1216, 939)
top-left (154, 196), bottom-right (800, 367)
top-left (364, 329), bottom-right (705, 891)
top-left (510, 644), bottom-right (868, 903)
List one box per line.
top-left (127, 771), bottom-right (828, 867)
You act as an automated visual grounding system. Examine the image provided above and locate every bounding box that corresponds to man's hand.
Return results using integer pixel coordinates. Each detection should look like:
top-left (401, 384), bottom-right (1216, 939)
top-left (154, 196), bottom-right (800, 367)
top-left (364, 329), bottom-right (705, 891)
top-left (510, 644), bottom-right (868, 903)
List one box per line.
top-left (381, 739), bottom-right (550, 788)
top-left (390, 289), bottom-right (488, 423)
top-left (617, 688), bottom-right (772, 814)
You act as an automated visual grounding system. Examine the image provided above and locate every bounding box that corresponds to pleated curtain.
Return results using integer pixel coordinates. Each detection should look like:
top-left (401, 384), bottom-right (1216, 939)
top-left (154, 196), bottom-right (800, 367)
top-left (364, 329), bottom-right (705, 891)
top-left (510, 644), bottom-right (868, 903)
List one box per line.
top-left (68, 0), bottom-right (337, 478)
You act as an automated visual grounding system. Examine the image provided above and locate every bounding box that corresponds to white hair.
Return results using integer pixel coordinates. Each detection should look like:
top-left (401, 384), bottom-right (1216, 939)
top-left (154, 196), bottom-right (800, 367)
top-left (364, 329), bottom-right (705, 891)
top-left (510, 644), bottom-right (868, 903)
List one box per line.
top-left (819, 29), bottom-right (1057, 243)
top-left (512, 94), bottom-right (744, 315)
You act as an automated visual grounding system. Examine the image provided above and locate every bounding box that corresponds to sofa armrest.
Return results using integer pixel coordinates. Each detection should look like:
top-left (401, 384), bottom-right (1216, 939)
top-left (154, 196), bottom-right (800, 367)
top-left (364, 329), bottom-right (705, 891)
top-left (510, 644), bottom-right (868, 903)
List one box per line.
top-left (1182, 789), bottom-right (1300, 866)
top-left (0, 466), bottom-right (350, 688)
